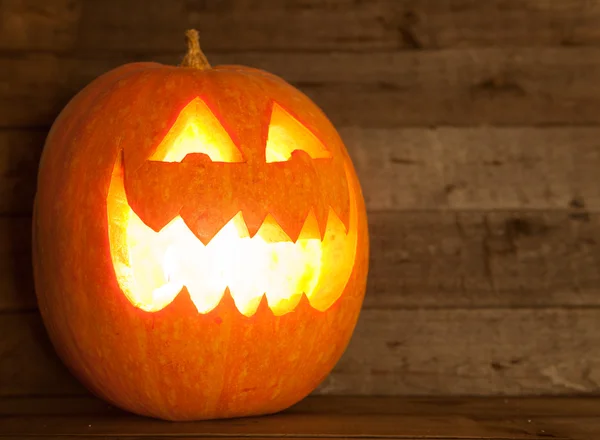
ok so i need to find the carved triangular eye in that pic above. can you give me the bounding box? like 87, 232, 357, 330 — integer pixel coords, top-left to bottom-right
150, 97, 243, 163
265, 103, 331, 163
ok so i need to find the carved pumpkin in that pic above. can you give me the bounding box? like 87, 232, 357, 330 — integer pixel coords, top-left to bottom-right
33, 31, 368, 421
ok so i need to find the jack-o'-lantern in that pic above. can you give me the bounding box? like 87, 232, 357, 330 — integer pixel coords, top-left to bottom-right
33, 31, 368, 421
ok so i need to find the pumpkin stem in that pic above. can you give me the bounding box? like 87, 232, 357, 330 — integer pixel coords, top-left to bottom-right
181, 29, 211, 70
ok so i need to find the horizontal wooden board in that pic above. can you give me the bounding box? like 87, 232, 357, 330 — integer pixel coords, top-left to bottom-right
346, 127, 600, 211
3, 396, 599, 440
2, 210, 600, 312
368, 210, 600, 309
3, 0, 600, 53
2, 308, 600, 398
0, 434, 580, 440
5, 48, 600, 128
4, 395, 600, 418
4, 127, 600, 215
0, 413, 563, 440
0, 434, 564, 440
321, 308, 600, 396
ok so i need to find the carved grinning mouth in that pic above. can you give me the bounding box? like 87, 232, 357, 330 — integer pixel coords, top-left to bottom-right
107, 155, 358, 317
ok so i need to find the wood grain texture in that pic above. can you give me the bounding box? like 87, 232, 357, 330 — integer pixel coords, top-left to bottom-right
4, 395, 600, 418
5, 48, 600, 128
2, 210, 599, 312
3, 0, 600, 53
0, 413, 561, 440
4, 127, 600, 214
368, 210, 600, 309
0, 435, 578, 440
319, 308, 600, 396
346, 127, 600, 211
2, 308, 600, 398
3, 396, 600, 439
0, 434, 560, 440
0, 130, 44, 215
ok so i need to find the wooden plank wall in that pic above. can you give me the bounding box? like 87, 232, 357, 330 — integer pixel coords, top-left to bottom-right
1, 0, 600, 397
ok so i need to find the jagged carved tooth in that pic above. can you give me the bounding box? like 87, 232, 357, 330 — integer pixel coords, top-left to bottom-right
297, 209, 323, 241
327, 206, 349, 235
124, 161, 184, 233
253, 294, 272, 317
295, 292, 314, 313
332, 204, 350, 235
180, 205, 239, 246
186, 282, 227, 314
215, 288, 239, 314
227, 285, 265, 317
148, 281, 184, 312
313, 204, 329, 240
327, 181, 351, 234
242, 210, 268, 239
270, 209, 310, 244
341, 208, 351, 234
256, 213, 294, 243
266, 291, 303, 316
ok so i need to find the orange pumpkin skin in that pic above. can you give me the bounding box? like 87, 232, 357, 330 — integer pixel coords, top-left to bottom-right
33, 59, 368, 420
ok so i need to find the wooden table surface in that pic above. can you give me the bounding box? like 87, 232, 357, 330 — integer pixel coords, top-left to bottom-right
1, 396, 599, 439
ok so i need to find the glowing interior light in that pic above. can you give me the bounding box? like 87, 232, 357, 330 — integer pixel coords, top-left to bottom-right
265, 103, 331, 163
149, 97, 243, 163
107, 154, 357, 316
106, 98, 357, 316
